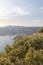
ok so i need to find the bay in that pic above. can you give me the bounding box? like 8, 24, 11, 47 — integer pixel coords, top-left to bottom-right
0, 35, 16, 52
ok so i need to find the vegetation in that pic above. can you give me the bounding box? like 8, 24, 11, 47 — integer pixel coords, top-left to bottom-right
0, 29, 43, 65
38, 29, 43, 33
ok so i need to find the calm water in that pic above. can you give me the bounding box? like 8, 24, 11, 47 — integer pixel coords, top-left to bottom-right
0, 36, 16, 52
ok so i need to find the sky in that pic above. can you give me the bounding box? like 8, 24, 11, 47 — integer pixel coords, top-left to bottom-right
0, 0, 43, 27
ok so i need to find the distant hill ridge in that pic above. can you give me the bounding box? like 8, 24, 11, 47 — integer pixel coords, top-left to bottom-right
0, 26, 43, 36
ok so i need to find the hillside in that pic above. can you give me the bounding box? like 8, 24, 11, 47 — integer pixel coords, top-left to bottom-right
0, 29, 43, 65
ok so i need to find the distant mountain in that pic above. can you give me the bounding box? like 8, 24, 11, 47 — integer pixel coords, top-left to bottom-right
0, 26, 43, 36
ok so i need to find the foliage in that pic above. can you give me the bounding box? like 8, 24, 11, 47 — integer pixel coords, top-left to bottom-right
0, 30, 43, 65
38, 29, 43, 33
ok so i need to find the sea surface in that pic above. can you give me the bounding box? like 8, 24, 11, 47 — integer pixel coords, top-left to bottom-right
0, 35, 16, 52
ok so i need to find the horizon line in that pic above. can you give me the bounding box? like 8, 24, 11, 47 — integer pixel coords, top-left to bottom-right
0, 25, 43, 27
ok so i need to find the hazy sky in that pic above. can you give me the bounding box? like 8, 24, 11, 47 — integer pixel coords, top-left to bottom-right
0, 0, 43, 27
